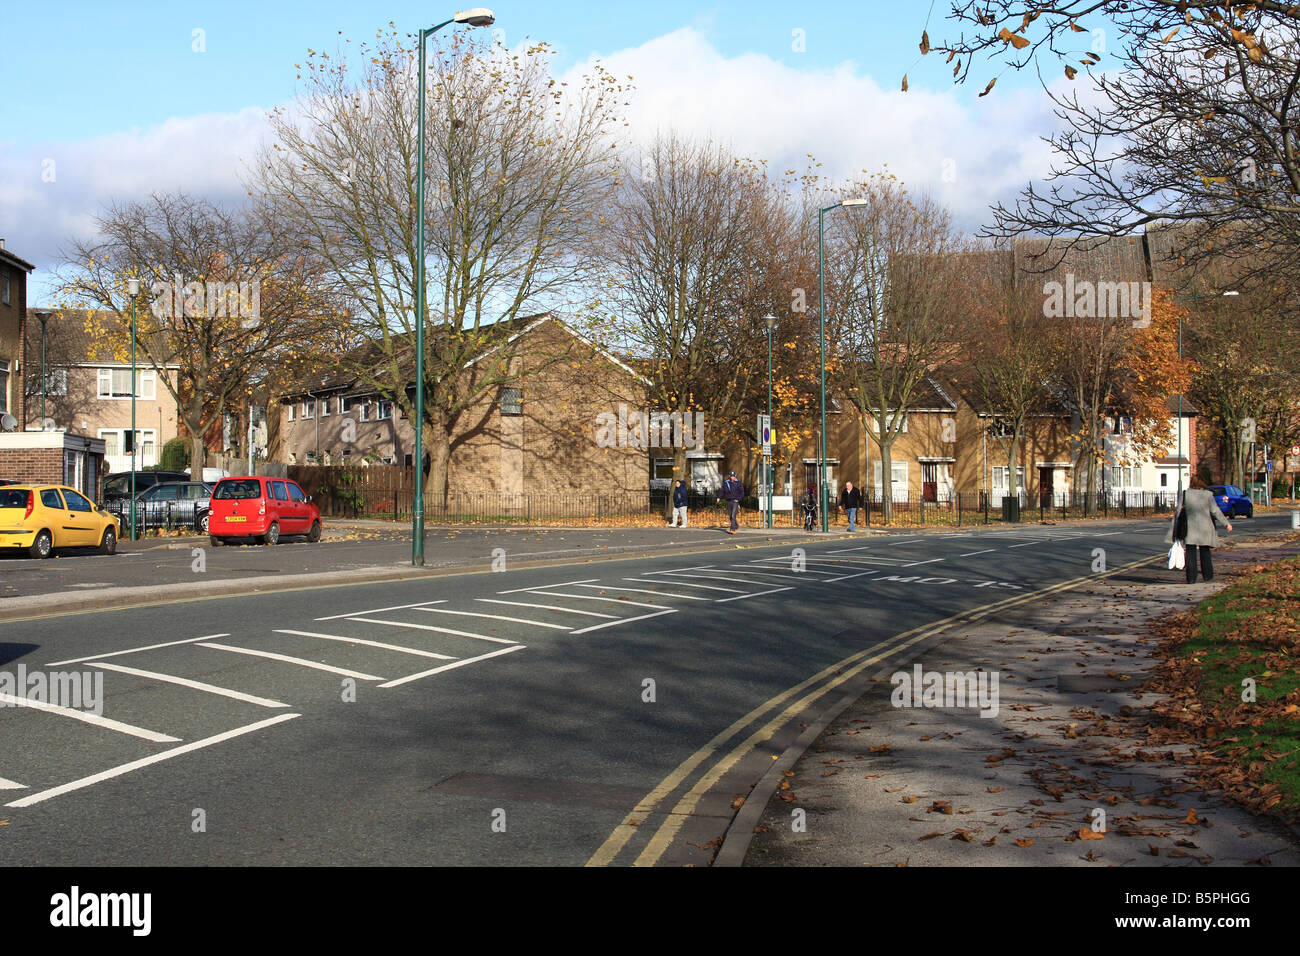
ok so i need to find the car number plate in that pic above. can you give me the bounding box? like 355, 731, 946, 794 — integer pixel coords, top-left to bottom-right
227, 516, 246, 522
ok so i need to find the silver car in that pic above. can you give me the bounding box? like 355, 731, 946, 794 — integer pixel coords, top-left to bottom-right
131, 481, 215, 532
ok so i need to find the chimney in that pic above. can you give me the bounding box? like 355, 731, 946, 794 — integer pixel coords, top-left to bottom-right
0, 239, 6, 250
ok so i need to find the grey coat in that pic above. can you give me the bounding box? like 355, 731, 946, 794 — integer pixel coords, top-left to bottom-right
1165, 488, 1230, 547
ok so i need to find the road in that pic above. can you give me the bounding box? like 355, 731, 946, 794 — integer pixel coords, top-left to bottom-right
0, 515, 1289, 865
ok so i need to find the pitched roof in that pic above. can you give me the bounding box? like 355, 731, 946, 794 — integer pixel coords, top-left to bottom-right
23, 307, 181, 366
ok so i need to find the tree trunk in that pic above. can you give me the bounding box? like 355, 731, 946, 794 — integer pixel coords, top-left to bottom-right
879, 439, 894, 525
423, 418, 451, 512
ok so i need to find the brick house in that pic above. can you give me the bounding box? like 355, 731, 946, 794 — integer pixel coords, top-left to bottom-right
0, 239, 34, 428
22, 308, 183, 472
276, 314, 649, 496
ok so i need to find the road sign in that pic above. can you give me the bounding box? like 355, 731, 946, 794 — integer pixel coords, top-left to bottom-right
758, 414, 771, 456
1291, 444, 1300, 458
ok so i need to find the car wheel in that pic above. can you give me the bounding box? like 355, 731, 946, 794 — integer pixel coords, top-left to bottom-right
200, 512, 209, 534
99, 526, 117, 556
209, 534, 224, 547
264, 522, 279, 546
307, 520, 321, 543
29, 529, 53, 560
1247, 505, 1254, 518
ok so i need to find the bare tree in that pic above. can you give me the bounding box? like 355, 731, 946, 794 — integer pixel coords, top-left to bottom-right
822, 173, 962, 523
57, 193, 332, 470
255, 30, 625, 505
600, 135, 797, 494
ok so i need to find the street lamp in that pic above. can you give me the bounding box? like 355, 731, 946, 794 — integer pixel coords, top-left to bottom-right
764, 312, 776, 529
127, 278, 140, 540
1174, 289, 1238, 500
817, 198, 866, 531
412, 7, 496, 567
34, 310, 51, 427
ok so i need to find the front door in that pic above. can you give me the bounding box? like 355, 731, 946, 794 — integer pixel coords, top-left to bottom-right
1039, 467, 1054, 507
922, 463, 938, 502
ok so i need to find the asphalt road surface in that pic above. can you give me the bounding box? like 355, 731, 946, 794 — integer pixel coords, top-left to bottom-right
0, 514, 1290, 865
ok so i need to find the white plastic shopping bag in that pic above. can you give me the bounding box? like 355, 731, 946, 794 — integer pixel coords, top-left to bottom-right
1168, 540, 1185, 571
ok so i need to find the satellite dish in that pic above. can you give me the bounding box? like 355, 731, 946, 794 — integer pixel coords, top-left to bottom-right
41, 418, 56, 431
0, 413, 16, 432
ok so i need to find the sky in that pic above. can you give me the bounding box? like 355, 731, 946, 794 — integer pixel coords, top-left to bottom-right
0, 0, 1107, 305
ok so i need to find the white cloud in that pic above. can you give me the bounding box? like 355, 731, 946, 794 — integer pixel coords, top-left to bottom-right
4, 26, 1072, 303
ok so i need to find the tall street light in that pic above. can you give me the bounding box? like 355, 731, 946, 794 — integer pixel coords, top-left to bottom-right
127, 278, 140, 540
765, 312, 776, 529
34, 310, 51, 426
1174, 289, 1238, 499
817, 198, 866, 531
412, 7, 496, 567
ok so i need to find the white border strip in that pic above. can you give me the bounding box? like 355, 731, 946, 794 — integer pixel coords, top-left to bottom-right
315, 601, 446, 621
474, 598, 616, 620
48, 634, 230, 667
379, 645, 526, 688
87, 661, 289, 708
274, 630, 456, 660
344, 617, 518, 645
0, 692, 179, 743
570, 610, 678, 635
197, 643, 383, 680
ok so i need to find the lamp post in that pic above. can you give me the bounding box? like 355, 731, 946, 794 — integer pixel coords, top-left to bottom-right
127, 278, 139, 540
1174, 289, 1238, 499
412, 7, 496, 567
764, 312, 776, 529
817, 199, 866, 531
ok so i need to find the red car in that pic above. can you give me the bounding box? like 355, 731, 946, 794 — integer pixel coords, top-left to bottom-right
208, 476, 322, 546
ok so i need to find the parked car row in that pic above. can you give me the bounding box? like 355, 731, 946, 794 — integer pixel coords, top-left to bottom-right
0, 474, 323, 558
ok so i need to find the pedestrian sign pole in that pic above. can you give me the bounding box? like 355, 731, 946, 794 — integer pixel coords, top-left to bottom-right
758, 414, 772, 529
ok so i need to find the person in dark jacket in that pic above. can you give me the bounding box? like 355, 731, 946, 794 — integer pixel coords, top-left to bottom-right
840, 481, 863, 532
1165, 474, 1232, 583
669, 479, 689, 528
720, 470, 744, 534
800, 483, 818, 531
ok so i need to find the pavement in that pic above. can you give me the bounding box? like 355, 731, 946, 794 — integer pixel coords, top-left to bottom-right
743, 534, 1300, 867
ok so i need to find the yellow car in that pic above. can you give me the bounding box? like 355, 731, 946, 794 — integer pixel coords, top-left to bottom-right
0, 484, 121, 558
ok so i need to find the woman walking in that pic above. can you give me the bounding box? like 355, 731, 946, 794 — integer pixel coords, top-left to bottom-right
1166, 475, 1232, 584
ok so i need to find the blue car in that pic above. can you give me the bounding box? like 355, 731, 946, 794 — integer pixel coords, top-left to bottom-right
1209, 484, 1253, 518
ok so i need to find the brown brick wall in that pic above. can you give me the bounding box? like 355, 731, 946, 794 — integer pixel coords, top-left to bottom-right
0, 447, 63, 485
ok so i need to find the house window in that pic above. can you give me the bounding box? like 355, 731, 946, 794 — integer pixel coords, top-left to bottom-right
992, 465, 1025, 492
0, 359, 8, 414
500, 387, 522, 416
989, 419, 1015, 438
870, 413, 908, 434
27, 368, 67, 397
1160, 472, 1168, 487
288, 403, 295, 421
1, 275, 8, 305
377, 399, 392, 420
301, 399, 314, 420
1109, 465, 1139, 488
338, 396, 351, 414
305, 450, 318, 464
321, 396, 331, 417
359, 401, 370, 422
97, 368, 154, 399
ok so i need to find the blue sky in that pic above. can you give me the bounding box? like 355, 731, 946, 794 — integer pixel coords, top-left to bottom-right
1, 1, 1104, 303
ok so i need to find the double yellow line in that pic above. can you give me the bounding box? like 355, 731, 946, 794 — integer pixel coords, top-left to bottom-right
586, 554, 1160, 867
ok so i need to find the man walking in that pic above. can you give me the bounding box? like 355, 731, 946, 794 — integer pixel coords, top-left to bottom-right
720, 470, 744, 535
840, 480, 862, 532
669, 478, 689, 528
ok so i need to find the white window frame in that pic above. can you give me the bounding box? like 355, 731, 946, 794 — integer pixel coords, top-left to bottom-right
300, 399, 314, 420
377, 399, 392, 420
873, 460, 909, 501
287, 403, 295, 421
870, 413, 908, 434
338, 395, 351, 415
321, 395, 331, 417
359, 400, 371, 422
97, 367, 155, 400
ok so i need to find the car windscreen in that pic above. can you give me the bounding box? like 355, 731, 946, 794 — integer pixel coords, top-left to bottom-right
213, 479, 262, 500
0, 489, 30, 509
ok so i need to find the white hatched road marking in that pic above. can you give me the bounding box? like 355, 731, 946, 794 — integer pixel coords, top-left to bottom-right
379, 645, 526, 688
474, 598, 617, 620
574, 584, 710, 602
414, 607, 571, 630
274, 629, 457, 660
87, 661, 290, 708
0, 692, 180, 743
0, 776, 26, 790
315, 601, 446, 621
197, 643, 384, 680
523, 590, 672, 610
496, 578, 600, 595
621, 578, 748, 594
1008, 539, 1048, 548
903, 558, 944, 567
960, 548, 997, 558
5, 714, 301, 809
570, 609, 678, 635
746, 561, 841, 576
48, 634, 230, 668
824, 569, 883, 583
343, 617, 518, 645
714, 586, 794, 603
